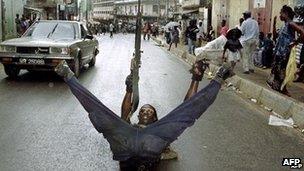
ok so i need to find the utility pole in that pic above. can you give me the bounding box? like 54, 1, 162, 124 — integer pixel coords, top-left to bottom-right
1, 0, 5, 41
157, 0, 160, 23
165, 0, 169, 21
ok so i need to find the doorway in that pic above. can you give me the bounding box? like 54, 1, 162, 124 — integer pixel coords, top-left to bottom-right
249, 0, 273, 34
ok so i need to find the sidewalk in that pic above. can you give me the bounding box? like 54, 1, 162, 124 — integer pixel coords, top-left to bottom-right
151, 35, 304, 129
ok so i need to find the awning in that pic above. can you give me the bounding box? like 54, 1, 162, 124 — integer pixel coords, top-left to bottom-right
182, 9, 199, 14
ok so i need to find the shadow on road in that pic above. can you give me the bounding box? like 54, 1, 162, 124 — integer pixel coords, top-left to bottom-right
0, 65, 98, 83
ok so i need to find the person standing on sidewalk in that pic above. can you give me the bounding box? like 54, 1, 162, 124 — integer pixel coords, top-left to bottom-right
186, 20, 199, 55
220, 20, 229, 37
15, 14, 22, 37
240, 11, 259, 74
267, 5, 304, 95
197, 21, 204, 47
293, 3, 304, 82
109, 23, 114, 38
168, 26, 179, 51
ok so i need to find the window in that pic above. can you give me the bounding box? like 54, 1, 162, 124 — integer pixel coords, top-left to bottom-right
153, 5, 158, 13
25, 22, 76, 40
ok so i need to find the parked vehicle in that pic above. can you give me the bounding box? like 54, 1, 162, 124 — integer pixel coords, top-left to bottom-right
0, 20, 99, 78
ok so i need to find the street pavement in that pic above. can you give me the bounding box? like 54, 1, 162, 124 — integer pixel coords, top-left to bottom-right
0, 34, 303, 171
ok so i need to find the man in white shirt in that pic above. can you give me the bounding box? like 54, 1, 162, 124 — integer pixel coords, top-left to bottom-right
197, 21, 204, 47
240, 11, 259, 74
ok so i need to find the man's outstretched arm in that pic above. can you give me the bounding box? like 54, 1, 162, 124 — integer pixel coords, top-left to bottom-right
121, 74, 133, 123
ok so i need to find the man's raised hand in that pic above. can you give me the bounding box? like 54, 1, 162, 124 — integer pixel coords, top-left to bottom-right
125, 74, 133, 93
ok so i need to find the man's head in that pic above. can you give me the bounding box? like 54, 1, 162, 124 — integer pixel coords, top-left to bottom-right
199, 21, 203, 27
267, 33, 272, 39
243, 11, 251, 20
189, 19, 197, 27
259, 32, 265, 40
138, 104, 158, 125
221, 20, 226, 27
16, 14, 19, 18
280, 5, 294, 21
239, 18, 244, 26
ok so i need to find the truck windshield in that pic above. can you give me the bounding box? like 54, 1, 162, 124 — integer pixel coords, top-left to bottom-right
24, 22, 76, 40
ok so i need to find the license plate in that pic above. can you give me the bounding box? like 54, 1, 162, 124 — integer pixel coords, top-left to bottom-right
19, 58, 45, 65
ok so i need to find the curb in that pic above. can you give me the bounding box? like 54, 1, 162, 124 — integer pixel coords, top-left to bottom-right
151, 36, 304, 129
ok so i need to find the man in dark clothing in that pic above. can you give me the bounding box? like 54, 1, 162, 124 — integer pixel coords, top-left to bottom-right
54, 60, 233, 171
15, 14, 22, 37
261, 33, 274, 68
186, 20, 199, 55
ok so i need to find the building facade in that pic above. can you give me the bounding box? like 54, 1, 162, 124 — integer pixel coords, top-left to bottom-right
1, 0, 25, 41
92, 0, 115, 21
24, 0, 64, 20
181, 0, 212, 33
23, 0, 81, 21
115, 0, 177, 23
212, 0, 301, 36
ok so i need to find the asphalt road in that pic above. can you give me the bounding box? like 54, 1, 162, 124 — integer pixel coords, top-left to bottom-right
0, 34, 303, 171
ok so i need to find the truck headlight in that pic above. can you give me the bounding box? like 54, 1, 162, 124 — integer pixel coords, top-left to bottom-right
50, 47, 70, 55
0, 45, 16, 52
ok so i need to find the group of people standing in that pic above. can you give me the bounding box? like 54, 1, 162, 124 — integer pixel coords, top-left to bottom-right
15, 14, 35, 37
266, 4, 304, 95
194, 4, 304, 97
225, 5, 304, 96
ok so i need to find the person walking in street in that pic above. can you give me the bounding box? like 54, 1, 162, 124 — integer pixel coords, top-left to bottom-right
267, 5, 304, 96
143, 22, 151, 41
168, 26, 179, 51
240, 11, 260, 74
186, 20, 199, 55
109, 23, 114, 38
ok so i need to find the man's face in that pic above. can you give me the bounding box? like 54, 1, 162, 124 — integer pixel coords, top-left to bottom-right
280, 10, 287, 21
138, 105, 157, 125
